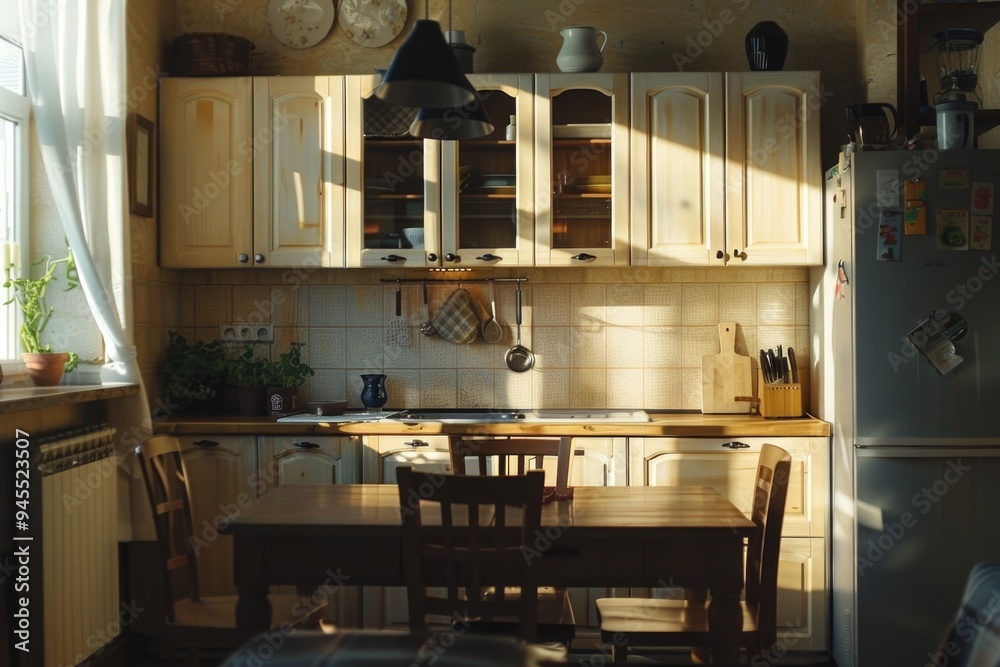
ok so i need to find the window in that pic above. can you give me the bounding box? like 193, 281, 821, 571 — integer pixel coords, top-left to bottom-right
0, 35, 28, 361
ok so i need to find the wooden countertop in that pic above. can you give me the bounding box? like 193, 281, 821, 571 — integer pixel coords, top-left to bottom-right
0, 383, 140, 415
155, 411, 831, 438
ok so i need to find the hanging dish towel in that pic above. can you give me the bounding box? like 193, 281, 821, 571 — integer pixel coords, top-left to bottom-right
432, 288, 482, 344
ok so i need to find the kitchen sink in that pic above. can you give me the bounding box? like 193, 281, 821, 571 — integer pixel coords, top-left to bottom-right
391, 408, 650, 424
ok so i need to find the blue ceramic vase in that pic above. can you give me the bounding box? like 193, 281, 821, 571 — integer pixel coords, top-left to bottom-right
360, 374, 388, 411
745, 21, 788, 71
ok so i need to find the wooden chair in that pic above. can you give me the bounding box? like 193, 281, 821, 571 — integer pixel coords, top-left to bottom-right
595, 443, 792, 664
396, 466, 546, 642
932, 561, 1000, 666
449, 436, 576, 645
136, 434, 326, 666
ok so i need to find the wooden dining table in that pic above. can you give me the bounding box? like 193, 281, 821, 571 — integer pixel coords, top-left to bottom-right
221, 484, 756, 663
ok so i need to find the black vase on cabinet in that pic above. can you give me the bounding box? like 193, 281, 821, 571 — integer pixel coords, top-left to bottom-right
745, 21, 788, 71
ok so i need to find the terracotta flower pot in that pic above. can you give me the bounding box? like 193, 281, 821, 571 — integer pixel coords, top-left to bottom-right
23, 352, 70, 387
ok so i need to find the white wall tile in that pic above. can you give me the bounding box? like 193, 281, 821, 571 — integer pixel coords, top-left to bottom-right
643, 368, 683, 410
644, 326, 683, 368
532, 368, 570, 409
345, 327, 383, 369
567, 369, 607, 408
309, 285, 346, 326
607, 326, 644, 368
309, 328, 346, 369
457, 370, 496, 408
420, 369, 458, 408
496, 369, 533, 407
570, 326, 607, 369
607, 283, 644, 326
533, 284, 571, 326
757, 283, 796, 326
719, 282, 757, 326
530, 327, 570, 369
607, 368, 644, 408
643, 284, 683, 326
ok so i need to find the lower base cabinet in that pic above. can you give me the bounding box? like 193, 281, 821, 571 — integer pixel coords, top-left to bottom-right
629, 436, 829, 651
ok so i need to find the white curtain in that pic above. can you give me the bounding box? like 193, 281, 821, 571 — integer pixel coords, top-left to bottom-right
19, 0, 151, 540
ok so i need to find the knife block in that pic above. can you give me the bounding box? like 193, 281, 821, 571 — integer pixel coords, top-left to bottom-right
757, 369, 804, 418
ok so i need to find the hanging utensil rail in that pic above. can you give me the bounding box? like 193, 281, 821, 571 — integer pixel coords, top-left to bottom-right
378, 277, 528, 284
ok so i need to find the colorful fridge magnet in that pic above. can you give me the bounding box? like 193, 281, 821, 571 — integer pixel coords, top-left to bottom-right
939, 169, 971, 190
835, 259, 849, 300
936, 209, 970, 250
971, 182, 995, 215
970, 216, 992, 250
877, 209, 902, 261
904, 178, 927, 234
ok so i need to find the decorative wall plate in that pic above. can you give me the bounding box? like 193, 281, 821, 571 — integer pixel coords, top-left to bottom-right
338, 0, 408, 48
267, 0, 336, 49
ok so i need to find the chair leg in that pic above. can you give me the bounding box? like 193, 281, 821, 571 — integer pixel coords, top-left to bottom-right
611, 642, 629, 664
690, 646, 711, 663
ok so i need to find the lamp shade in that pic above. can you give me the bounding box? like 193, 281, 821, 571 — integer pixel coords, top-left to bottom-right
373, 20, 477, 108
410, 91, 495, 140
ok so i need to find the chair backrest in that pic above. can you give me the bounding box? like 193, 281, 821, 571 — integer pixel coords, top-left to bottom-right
135, 434, 201, 621
449, 436, 571, 488
935, 561, 1000, 666
397, 466, 545, 641
744, 443, 792, 643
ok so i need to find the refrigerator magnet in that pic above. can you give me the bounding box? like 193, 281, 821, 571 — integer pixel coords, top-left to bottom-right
877, 209, 902, 261
936, 209, 970, 250
904, 179, 927, 234
970, 216, 992, 250
876, 169, 900, 207
939, 169, 971, 190
971, 182, 995, 215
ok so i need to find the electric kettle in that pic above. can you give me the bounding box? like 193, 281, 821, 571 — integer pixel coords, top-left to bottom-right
846, 103, 900, 150
936, 95, 976, 149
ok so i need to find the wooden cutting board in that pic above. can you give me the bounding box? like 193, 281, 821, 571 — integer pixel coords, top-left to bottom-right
701, 322, 753, 414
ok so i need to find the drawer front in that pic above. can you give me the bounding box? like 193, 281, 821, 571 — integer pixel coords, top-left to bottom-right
258, 435, 360, 492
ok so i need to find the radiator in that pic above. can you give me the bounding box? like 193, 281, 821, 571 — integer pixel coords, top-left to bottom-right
37, 425, 118, 667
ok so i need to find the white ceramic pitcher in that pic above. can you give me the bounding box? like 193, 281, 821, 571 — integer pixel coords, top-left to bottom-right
556, 26, 607, 73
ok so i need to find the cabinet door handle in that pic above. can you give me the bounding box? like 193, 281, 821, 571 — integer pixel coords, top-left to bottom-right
293, 441, 320, 449
193, 439, 220, 448
380, 254, 405, 262
403, 439, 429, 448
716, 250, 725, 260
571, 253, 596, 261
254, 254, 265, 263
238, 254, 250, 263
445, 253, 458, 262
476, 253, 502, 262
427, 253, 438, 262
721, 441, 751, 449
733, 249, 747, 260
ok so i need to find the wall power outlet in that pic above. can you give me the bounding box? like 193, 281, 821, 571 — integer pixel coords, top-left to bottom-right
220, 323, 273, 343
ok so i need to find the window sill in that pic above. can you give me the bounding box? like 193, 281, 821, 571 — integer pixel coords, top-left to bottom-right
0, 382, 140, 416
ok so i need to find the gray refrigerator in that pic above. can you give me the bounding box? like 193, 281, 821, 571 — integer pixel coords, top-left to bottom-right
817, 150, 1000, 667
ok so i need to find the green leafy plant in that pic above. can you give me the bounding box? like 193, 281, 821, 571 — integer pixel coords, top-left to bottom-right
163, 330, 227, 404
3, 251, 80, 370
228, 345, 278, 387
269, 341, 314, 389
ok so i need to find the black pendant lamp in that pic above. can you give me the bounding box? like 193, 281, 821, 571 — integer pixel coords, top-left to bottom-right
373, 3, 476, 109
409, 88, 494, 140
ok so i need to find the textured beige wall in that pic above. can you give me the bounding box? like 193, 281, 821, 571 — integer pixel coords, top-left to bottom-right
176, 0, 860, 162
128, 0, 180, 401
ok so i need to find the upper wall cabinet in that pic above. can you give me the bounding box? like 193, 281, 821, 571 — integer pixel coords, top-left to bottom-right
725, 72, 822, 266
160, 77, 345, 269
160, 77, 254, 268
253, 77, 345, 268
534, 73, 630, 266
631, 71, 822, 267
630, 73, 725, 266
345, 75, 441, 268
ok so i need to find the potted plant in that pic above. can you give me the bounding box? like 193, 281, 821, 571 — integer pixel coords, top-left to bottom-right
3, 251, 80, 386
163, 330, 227, 413
227, 345, 276, 416
265, 341, 314, 416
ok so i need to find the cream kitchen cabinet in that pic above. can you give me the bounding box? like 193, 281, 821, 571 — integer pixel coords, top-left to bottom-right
629, 436, 828, 651
724, 72, 823, 266
346, 74, 535, 268
257, 435, 362, 627
160, 76, 345, 268
630, 72, 822, 266
177, 434, 258, 596
534, 73, 630, 266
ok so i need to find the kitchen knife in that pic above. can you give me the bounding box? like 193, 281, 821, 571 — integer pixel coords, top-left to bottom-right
788, 347, 799, 383
766, 349, 777, 383
759, 349, 772, 383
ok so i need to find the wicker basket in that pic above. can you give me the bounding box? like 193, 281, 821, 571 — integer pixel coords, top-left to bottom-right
173, 32, 254, 76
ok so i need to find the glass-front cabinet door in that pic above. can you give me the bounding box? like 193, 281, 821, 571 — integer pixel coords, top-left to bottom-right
440, 74, 534, 267
345, 75, 441, 268
534, 73, 629, 266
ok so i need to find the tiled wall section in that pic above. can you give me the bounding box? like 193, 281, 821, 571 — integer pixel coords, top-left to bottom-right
158, 266, 810, 412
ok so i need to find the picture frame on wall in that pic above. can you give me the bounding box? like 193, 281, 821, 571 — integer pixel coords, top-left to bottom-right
128, 113, 154, 217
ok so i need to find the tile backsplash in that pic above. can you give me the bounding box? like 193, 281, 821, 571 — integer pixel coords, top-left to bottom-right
153, 266, 810, 412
